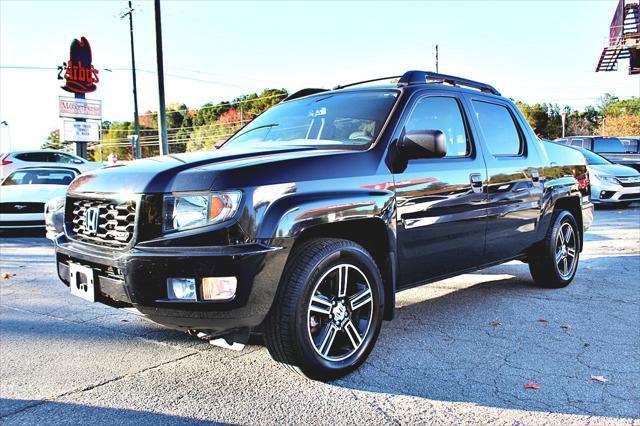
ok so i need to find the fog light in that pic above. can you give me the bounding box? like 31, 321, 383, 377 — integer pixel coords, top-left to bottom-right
167, 278, 196, 300
202, 277, 237, 301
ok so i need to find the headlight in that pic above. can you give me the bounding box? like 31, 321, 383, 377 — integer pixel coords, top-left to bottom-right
45, 196, 65, 213
163, 191, 241, 232
592, 173, 619, 185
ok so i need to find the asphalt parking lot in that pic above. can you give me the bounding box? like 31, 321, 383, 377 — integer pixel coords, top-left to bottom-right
1, 205, 638, 425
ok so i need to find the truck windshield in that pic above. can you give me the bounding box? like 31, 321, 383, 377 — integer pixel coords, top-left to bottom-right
223, 90, 399, 150
593, 137, 625, 153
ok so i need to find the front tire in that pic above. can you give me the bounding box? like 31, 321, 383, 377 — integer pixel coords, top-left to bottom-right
264, 238, 384, 381
529, 210, 580, 288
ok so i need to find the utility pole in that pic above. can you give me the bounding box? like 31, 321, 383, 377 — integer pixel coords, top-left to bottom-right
435, 44, 439, 73
154, 0, 169, 156
121, 1, 141, 159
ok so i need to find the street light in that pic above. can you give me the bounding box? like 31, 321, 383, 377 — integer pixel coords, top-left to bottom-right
0, 121, 11, 152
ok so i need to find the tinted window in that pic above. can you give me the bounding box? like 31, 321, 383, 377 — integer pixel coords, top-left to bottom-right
593, 137, 625, 153
472, 101, 522, 156
15, 152, 54, 162
405, 96, 469, 157
571, 139, 584, 148
2, 169, 77, 186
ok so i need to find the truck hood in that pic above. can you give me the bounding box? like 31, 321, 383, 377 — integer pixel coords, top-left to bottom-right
589, 164, 640, 177
0, 184, 68, 203
67, 145, 343, 194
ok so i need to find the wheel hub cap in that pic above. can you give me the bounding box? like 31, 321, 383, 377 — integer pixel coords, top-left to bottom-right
307, 263, 374, 362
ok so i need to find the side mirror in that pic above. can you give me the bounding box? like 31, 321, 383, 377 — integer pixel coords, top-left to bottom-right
397, 129, 447, 159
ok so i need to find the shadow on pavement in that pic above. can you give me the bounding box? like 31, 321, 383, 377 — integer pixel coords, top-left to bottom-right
0, 398, 223, 425
333, 254, 640, 419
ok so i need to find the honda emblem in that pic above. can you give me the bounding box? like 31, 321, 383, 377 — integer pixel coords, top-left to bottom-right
84, 207, 100, 234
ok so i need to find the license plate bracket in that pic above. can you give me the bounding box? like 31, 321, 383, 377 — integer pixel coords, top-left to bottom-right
69, 263, 96, 302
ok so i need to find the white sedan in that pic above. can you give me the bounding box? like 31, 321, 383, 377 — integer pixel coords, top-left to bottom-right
571, 146, 640, 206
0, 167, 78, 229
0, 150, 102, 178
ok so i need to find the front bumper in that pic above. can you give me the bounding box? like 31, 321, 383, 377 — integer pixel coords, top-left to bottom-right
55, 234, 291, 335
591, 182, 640, 204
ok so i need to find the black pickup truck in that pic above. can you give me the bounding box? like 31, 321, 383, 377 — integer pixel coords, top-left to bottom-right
54, 71, 593, 380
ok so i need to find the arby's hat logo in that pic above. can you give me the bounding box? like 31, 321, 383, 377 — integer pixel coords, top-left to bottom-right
57, 36, 99, 94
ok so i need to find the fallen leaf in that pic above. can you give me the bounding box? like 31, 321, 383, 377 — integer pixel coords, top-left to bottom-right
537, 319, 549, 324
524, 381, 541, 390
584, 342, 590, 347
591, 375, 608, 383
120, 319, 129, 322
489, 320, 502, 328
560, 324, 572, 330
1, 272, 10, 280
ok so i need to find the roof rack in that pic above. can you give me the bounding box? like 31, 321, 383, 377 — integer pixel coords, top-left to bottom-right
333, 76, 401, 90
284, 71, 500, 102
397, 70, 501, 96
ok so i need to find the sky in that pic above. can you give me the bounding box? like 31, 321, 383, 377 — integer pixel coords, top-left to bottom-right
0, 0, 638, 152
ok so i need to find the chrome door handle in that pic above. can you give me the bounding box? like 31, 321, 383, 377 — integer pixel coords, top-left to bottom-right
470, 173, 483, 193
531, 169, 540, 182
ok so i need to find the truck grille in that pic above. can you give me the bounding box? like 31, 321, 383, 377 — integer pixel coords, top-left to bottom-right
69, 197, 137, 248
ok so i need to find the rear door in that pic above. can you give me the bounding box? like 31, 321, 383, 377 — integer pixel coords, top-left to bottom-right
467, 96, 544, 262
393, 91, 488, 287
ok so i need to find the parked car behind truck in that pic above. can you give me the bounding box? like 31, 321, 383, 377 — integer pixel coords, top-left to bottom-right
54, 71, 593, 380
558, 144, 640, 206
0, 150, 102, 178
554, 136, 640, 172
0, 166, 79, 230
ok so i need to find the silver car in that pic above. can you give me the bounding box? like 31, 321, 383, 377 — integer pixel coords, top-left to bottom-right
572, 147, 640, 206
0, 150, 102, 178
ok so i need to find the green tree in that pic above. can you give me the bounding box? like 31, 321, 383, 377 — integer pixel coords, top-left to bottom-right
41, 129, 67, 150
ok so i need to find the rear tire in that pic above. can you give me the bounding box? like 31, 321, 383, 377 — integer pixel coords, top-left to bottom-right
264, 238, 384, 381
528, 210, 580, 288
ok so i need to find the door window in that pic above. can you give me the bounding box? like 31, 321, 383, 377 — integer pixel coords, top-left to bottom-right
472, 101, 523, 156
404, 96, 470, 157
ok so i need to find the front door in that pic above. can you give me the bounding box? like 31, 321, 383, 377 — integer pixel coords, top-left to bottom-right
393, 93, 488, 288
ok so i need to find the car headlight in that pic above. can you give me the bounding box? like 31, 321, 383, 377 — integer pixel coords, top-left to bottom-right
45, 196, 65, 213
592, 173, 619, 185
163, 191, 242, 232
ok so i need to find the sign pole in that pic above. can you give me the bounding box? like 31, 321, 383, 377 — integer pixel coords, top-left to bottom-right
74, 92, 88, 159
154, 0, 169, 156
